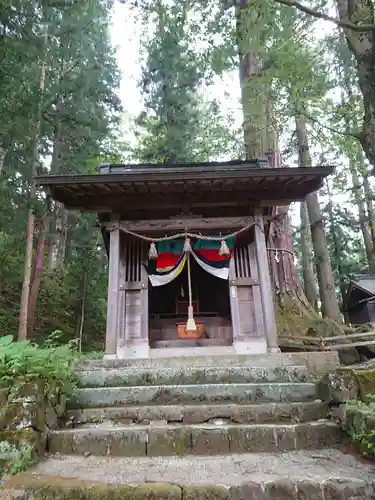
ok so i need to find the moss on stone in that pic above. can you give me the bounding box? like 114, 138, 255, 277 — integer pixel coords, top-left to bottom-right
318, 369, 360, 404
275, 293, 360, 364
182, 485, 230, 500
353, 370, 375, 403
133, 484, 181, 499
5, 474, 183, 500
30, 485, 136, 500
275, 294, 317, 337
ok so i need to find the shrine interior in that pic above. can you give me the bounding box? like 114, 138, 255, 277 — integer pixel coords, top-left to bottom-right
148, 259, 232, 347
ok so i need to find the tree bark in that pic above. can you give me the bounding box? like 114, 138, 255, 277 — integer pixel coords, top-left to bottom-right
295, 115, 341, 322
335, 0, 375, 168
48, 117, 64, 270
78, 270, 88, 352
57, 208, 68, 266
235, 0, 269, 158
300, 201, 318, 310
27, 211, 49, 337
326, 180, 346, 305
0, 146, 7, 175
363, 171, 375, 252
18, 23, 48, 341
236, 0, 305, 300
350, 156, 375, 271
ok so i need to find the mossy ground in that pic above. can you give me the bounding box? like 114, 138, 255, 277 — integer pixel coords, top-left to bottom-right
275, 293, 362, 364
275, 293, 340, 338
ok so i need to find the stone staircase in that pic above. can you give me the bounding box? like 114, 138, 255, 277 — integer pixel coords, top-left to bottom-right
4, 352, 375, 499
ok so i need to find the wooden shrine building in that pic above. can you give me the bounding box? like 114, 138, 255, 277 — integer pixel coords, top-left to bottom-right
37, 160, 333, 359
344, 274, 375, 325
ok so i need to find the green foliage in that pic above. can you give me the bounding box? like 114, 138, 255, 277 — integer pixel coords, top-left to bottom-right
346, 394, 375, 459
134, 0, 239, 163
0, 0, 119, 349
0, 441, 35, 476
0, 335, 79, 398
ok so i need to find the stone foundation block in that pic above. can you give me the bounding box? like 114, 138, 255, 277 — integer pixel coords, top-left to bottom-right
147, 427, 190, 456
323, 478, 375, 500
191, 428, 229, 455
227, 426, 277, 453
133, 484, 181, 499
274, 425, 296, 452
295, 422, 340, 450
110, 429, 147, 457
229, 483, 264, 500
182, 485, 230, 500
318, 370, 359, 404
265, 479, 298, 499
297, 480, 323, 500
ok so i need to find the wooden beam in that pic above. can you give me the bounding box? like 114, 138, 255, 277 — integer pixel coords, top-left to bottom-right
55, 188, 310, 212
109, 216, 257, 233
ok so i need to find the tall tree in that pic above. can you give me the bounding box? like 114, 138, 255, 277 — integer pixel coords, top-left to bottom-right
295, 115, 341, 321
270, 0, 375, 170
219, 0, 345, 332
300, 201, 318, 310
18, 15, 49, 341
1, 0, 121, 343
325, 30, 375, 272
134, 0, 238, 163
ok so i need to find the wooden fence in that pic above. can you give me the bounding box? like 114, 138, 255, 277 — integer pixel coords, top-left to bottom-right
278, 331, 375, 352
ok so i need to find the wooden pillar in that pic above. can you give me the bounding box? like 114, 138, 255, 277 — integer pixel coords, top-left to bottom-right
254, 212, 279, 352
104, 220, 120, 358
117, 238, 150, 359
229, 258, 241, 341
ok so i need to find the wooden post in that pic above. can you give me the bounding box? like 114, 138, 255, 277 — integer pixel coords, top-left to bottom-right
117, 238, 150, 358
254, 212, 279, 352
105, 219, 120, 358
229, 258, 241, 341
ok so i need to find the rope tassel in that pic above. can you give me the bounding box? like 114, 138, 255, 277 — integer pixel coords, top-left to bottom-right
148, 242, 158, 260
186, 305, 197, 332
219, 239, 230, 256
183, 237, 192, 253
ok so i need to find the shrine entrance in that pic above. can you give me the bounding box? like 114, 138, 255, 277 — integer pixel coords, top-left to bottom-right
149, 257, 232, 348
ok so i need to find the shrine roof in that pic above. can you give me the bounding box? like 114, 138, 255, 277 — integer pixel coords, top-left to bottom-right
343, 274, 375, 310
36, 160, 334, 215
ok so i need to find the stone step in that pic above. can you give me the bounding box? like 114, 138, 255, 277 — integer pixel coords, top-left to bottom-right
5, 450, 375, 499
67, 401, 328, 426
69, 382, 318, 409
150, 346, 234, 357
152, 339, 231, 348
74, 351, 339, 379
47, 421, 340, 457
76, 365, 309, 388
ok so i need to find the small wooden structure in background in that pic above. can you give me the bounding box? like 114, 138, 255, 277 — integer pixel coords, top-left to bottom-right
344, 274, 375, 325
37, 160, 332, 359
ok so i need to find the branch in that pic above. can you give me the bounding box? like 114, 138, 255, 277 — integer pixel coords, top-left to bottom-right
301, 110, 361, 138
273, 0, 375, 32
